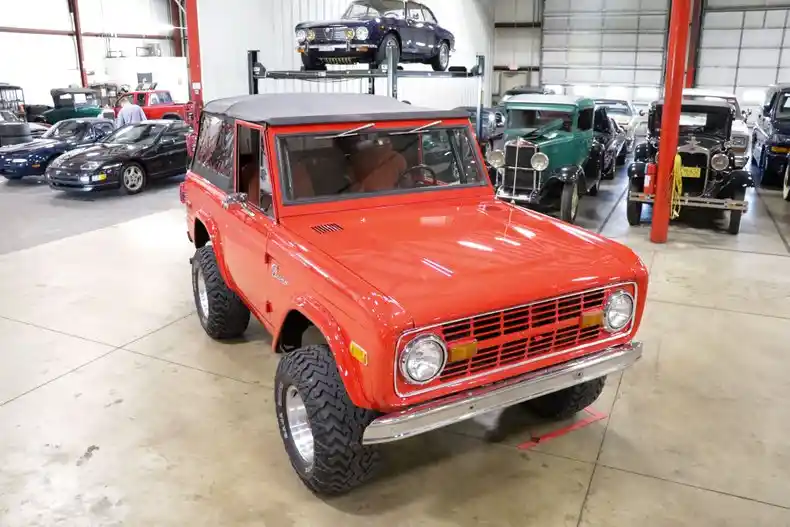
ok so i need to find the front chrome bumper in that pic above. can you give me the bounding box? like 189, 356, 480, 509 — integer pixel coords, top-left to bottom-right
362, 342, 643, 445
629, 191, 749, 211
733, 152, 749, 168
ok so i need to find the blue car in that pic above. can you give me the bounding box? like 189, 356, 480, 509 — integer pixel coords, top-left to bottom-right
0, 118, 114, 180
295, 0, 454, 71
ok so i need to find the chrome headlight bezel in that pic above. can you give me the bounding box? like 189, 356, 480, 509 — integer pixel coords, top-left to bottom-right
710, 152, 729, 171
399, 334, 447, 385
355, 27, 369, 40
296, 29, 307, 43
603, 290, 635, 333
80, 161, 101, 171
531, 152, 549, 171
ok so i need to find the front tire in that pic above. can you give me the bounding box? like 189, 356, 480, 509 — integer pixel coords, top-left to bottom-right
783, 163, 790, 202
430, 41, 450, 71
626, 179, 644, 226
375, 33, 401, 69
559, 180, 579, 223
616, 148, 627, 166
526, 377, 606, 420
275, 344, 380, 495
727, 187, 746, 235
191, 245, 250, 339
120, 162, 146, 194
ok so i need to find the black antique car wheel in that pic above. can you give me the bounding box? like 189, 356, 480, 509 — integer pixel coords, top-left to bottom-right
727, 188, 746, 235
560, 180, 579, 223
626, 180, 643, 226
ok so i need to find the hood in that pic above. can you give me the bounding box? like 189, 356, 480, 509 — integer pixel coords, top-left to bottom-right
296, 19, 367, 29
283, 198, 640, 327
0, 138, 65, 156
52, 142, 143, 169
678, 134, 725, 151
731, 119, 748, 136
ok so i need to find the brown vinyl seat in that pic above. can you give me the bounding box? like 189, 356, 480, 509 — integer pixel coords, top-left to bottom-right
350, 146, 407, 193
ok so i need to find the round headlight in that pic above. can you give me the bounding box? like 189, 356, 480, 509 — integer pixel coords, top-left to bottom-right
399, 334, 447, 384
531, 152, 549, 171
345, 28, 355, 40
296, 29, 307, 43
486, 149, 505, 168
604, 290, 634, 332
355, 27, 369, 40
307, 29, 316, 41
710, 152, 729, 171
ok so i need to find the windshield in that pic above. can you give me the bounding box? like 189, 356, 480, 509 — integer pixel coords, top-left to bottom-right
279, 125, 485, 203
653, 106, 729, 137
685, 95, 741, 116
597, 102, 632, 116
103, 123, 165, 145
43, 120, 88, 139
342, 0, 404, 19
0, 88, 24, 112
507, 108, 573, 133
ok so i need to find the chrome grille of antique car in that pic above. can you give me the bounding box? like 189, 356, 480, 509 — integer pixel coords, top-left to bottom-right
315, 27, 349, 43
502, 139, 539, 191
676, 136, 710, 196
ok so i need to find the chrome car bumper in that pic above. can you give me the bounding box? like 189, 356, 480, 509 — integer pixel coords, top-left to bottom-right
362, 342, 643, 445
733, 152, 748, 168
300, 43, 377, 51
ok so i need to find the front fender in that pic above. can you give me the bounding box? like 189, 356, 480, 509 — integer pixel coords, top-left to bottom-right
193, 209, 235, 290
633, 142, 651, 162
546, 164, 583, 184
276, 297, 370, 409
628, 162, 647, 180
721, 169, 756, 196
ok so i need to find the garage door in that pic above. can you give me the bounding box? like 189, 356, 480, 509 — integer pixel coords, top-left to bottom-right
697, 1, 790, 111
540, 0, 669, 105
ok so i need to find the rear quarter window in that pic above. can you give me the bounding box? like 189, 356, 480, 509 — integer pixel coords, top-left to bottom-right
192, 113, 234, 192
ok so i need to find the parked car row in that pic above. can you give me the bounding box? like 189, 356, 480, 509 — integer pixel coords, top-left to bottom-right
0, 118, 191, 194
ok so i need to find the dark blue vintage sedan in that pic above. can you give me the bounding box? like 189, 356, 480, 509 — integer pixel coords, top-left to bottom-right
295, 0, 454, 71
0, 118, 114, 180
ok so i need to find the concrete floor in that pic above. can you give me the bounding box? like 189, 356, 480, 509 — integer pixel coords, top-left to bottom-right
1, 167, 790, 526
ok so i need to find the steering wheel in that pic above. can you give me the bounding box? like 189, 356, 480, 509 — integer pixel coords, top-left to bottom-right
397, 164, 438, 188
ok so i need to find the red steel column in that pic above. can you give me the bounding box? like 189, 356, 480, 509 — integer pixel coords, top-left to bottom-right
68, 0, 88, 87
685, 0, 703, 88
185, 0, 203, 112
651, 0, 691, 243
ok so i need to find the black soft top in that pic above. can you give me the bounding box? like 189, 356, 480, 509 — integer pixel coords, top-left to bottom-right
653, 98, 732, 110
51, 87, 99, 96
203, 93, 469, 125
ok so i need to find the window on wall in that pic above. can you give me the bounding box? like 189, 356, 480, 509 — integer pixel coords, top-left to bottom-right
194, 113, 234, 191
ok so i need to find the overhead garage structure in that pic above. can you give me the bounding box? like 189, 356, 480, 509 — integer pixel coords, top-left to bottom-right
696, 0, 790, 110
541, 0, 670, 104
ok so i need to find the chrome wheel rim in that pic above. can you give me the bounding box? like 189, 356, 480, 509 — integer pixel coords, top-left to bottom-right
784, 164, 790, 199
123, 166, 144, 191
196, 268, 209, 319
285, 386, 314, 468
571, 183, 579, 216
439, 44, 449, 68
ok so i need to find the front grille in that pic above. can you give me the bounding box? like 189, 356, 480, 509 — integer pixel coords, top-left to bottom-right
503, 142, 539, 191
315, 27, 349, 43
437, 289, 609, 382
678, 152, 708, 196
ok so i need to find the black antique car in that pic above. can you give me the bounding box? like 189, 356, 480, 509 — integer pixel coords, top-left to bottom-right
47, 120, 191, 194
627, 99, 754, 234
752, 83, 790, 184
295, 0, 454, 71
592, 105, 623, 179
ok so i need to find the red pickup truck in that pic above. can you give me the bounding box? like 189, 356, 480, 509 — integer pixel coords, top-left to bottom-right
114, 90, 187, 120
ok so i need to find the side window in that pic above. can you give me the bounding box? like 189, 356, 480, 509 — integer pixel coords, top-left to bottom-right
577, 108, 593, 131
422, 6, 437, 24
135, 93, 146, 106
157, 92, 173, 104
407, 2, 423, 20
236, 124, 273, 216
194, 114, 234, 191
96, 122, 114, 136
148, 93, 160, 105
593, 108, 609, 132
117, 94, 132, 107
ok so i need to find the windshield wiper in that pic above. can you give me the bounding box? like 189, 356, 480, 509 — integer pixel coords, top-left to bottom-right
317, 123, 375, 140
391, 120, 442, 135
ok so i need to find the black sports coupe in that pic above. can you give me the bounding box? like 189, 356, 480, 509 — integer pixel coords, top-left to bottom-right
295, 0, 454, 71
46, 120, 191, 194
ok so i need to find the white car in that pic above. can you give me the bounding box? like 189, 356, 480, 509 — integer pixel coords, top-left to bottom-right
682, 88, 751, 168
594, 99, 645, 153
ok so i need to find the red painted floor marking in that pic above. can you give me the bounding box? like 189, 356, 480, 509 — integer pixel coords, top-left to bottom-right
517, 408, 607, 450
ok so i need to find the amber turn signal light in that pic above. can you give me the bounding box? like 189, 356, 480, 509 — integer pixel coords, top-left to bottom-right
580, 310, 604, 329
448, 341, 478, 363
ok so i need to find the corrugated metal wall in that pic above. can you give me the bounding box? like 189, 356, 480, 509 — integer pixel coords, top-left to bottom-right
493, 0, 542, 99
196, 0, 494, 109
540, 0, 669, 105
698, 0, 790, 111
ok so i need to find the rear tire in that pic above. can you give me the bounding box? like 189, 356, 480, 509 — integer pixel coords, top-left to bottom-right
559, 180, 579, 223
275, 344, 380, 495
626, 179, 643, 226
727, 187, 746, 235
526, 377, 606, 420
191, 245, 250, 339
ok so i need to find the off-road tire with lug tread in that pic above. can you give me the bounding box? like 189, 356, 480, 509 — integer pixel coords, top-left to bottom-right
727, 187, 746, 235
559, 180, 579, 223
526, 377, 606, 420
275, 344, 380, 495
191, 245, 250, 339
626, 179, 643, 226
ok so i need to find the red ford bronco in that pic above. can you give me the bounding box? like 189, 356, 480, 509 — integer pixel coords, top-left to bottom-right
181, 93, 648, 495
115, 90, 187, 120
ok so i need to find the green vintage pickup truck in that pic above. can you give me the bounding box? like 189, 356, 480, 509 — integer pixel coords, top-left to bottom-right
488, 94, 605, 223
40, 88, 113, 125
